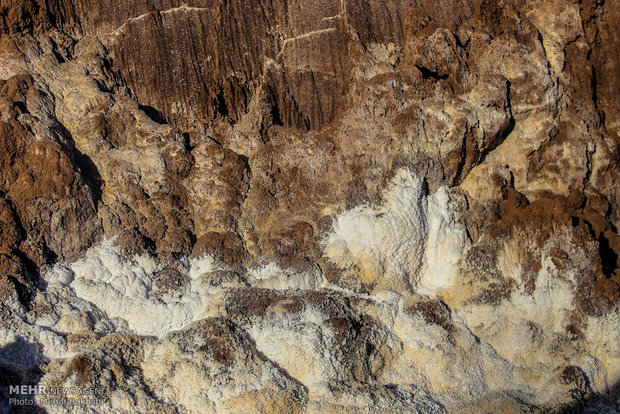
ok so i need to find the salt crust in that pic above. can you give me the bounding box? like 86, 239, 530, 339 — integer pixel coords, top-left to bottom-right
324, 168, 467, 294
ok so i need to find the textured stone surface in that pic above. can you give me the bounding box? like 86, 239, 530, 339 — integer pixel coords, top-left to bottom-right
0, 0, 619, 412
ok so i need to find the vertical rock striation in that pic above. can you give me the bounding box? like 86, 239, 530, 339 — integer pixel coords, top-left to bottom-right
0, 0, 618, 412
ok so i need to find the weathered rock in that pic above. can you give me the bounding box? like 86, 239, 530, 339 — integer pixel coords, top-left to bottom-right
0, 0, 619, 413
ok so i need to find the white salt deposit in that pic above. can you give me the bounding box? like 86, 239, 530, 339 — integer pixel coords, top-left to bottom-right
44, 239, 224, 338
189, 255, 216, 280
419, 186, 468, 294
245, 306, 338, 387
27, 184, 617, 414
324, 168, 467, 294
248, 261, 322, 290
22, 209, 619, 414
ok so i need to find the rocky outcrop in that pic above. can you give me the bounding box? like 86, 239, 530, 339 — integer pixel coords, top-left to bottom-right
0, 0, 619, 413
3, 0, 476, 131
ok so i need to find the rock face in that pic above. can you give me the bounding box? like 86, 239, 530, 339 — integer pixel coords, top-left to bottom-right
0, 0, 619, 413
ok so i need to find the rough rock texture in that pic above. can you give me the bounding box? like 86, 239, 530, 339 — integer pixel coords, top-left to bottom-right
0, 0, 619, 413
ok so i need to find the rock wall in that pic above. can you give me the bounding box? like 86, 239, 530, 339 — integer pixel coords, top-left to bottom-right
0, 0, 619, 412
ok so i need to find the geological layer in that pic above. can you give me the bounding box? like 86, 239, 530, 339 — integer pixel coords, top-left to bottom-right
0, 0, 619, 412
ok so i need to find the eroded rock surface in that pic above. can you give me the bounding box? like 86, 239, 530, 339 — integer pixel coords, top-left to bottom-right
0, 0, 619, 412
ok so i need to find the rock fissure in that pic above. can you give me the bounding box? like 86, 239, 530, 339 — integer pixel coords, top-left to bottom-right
0, 0, 618, 412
